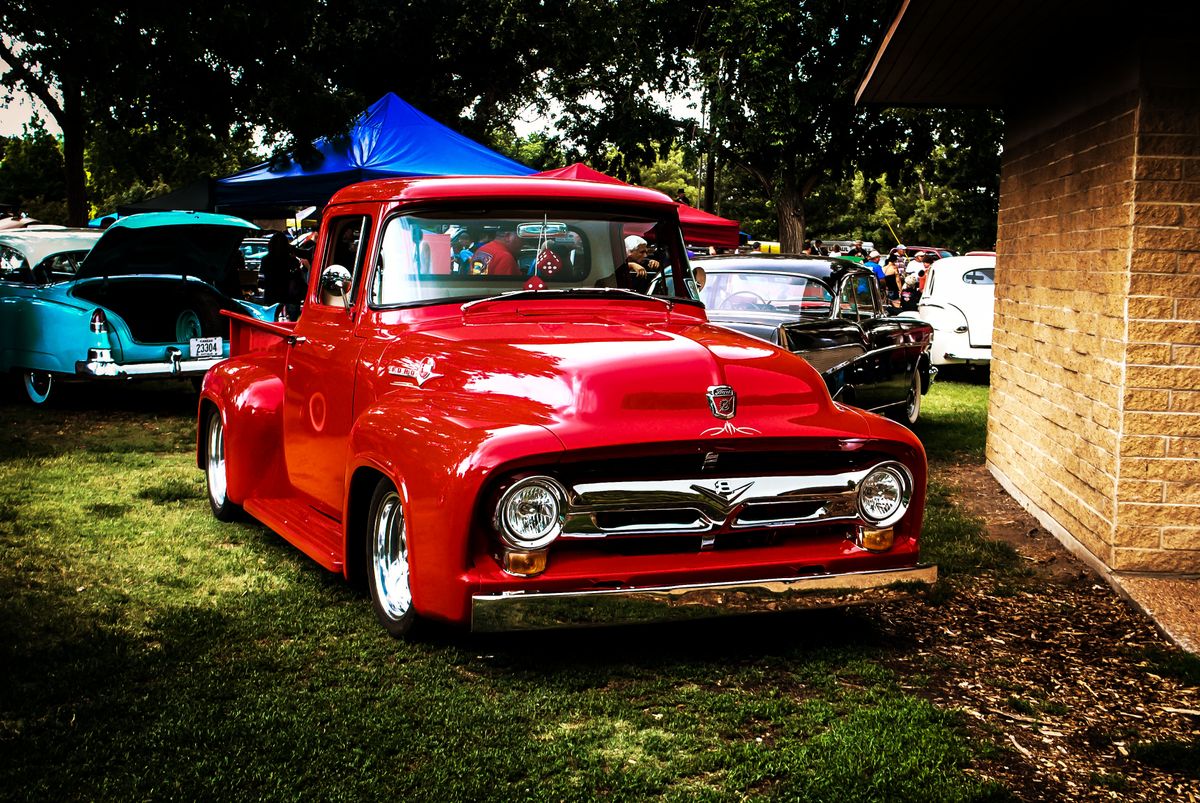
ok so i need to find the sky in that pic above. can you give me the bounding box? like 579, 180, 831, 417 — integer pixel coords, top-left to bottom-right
0, 92, 58, 136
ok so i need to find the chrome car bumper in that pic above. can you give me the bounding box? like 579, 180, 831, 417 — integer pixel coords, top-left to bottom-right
471, 564, 937, 632
76, 348, 224, 378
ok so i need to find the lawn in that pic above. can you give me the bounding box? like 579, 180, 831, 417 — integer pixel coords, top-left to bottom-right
0, 376, 1189, 801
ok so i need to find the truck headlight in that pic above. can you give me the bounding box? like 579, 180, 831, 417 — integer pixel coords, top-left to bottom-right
494, 476, 567, 550
857, 462, 913, 528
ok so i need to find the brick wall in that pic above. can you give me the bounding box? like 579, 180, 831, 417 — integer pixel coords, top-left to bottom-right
1117, 82, 1200, 571
989, 73, 1200, 574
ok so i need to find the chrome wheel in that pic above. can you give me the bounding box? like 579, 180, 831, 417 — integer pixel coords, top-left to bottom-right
23, 371, 53, 404
367, 480, 416, 637
372, 490, 412, 620
204, 409, 241, 521
902, 368, 921, 425
176, 309, 203, 341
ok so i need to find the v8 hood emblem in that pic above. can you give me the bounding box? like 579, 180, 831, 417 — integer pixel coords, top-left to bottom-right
690, 479, 754, 505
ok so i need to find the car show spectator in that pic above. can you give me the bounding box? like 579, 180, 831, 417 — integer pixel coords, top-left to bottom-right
261, 231, 306, 319
617, 234, 657, 293
865, 250, 884, 280
847, 240, 866, 257
881, 254, 902, 307
470, 228, 521, 276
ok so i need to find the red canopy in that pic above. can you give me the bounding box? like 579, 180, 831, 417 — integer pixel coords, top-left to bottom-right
534, 164, 740, 248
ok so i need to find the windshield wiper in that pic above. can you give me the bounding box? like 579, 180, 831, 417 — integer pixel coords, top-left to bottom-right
460, 287, 674, 313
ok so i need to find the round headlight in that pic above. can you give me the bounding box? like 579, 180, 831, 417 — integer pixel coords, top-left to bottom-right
857, 463, 913, 527
494, 476, 567, 550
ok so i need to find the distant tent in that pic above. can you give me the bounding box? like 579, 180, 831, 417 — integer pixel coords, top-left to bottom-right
533, 164, 741, 248
212, 93, 534, 215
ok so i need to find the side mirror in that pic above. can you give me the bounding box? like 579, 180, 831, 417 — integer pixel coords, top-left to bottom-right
320, 264, 353, 309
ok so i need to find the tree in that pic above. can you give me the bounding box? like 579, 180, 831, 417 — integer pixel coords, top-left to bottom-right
693, 0, 905, 251
0, 117, 66, 222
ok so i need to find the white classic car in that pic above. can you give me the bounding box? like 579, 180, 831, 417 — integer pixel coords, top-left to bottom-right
902, 254, 994, 367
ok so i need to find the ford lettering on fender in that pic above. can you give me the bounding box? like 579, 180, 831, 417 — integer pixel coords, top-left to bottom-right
197, 176, 936, 638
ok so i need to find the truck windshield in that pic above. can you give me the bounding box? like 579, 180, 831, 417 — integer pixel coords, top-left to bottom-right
370, 208, 695, 307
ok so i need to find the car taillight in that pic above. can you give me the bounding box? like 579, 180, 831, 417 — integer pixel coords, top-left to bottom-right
90, 309, 108, 334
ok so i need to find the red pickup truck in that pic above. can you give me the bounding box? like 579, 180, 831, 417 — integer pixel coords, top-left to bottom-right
197, 176, 935, 637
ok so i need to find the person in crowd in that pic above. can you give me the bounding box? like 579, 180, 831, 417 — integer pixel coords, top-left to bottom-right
749, 241, 763, 253
470, 227, 522, 276
890, 244, 908, 270
617, 234, 657, 293
847, 239, 866, 257
864, 250, 884, 280
261, 231, 306, 320
692, 265, 706, 292
217, 247, 246, 298
828, 244, 843, 256
812, 239, 827, 256
451, 231, 474, 273
881, 254, 902, 308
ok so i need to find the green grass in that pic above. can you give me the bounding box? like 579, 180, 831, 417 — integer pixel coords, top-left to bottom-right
914, 371, 991, 463
0, 380, 1016, 801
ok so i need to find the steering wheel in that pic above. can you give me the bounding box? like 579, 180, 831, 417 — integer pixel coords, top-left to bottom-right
721, 291, 769, 311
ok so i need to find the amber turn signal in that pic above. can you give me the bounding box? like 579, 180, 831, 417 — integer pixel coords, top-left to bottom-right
502, 549, 549, 576
859, 527, 895, 552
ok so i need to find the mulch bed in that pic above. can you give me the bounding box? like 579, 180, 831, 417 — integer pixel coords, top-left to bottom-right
877, 463, 1200, 801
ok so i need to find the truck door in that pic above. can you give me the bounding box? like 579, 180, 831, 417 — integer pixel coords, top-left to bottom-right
282, 211, 373, 519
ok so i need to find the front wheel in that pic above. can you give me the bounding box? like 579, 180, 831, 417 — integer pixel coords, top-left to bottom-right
889, 366, 922, 427
366, 479, 417, 638
204, 408, 243, 521
22, 370, 54, 405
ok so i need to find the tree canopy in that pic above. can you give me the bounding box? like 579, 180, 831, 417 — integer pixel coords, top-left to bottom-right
0, 0, 1001, 246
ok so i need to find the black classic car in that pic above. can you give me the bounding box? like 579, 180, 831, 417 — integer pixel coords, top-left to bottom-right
666, 255, 936, 425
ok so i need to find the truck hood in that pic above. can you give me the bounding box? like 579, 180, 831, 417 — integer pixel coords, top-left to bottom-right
373, 304, 879, 451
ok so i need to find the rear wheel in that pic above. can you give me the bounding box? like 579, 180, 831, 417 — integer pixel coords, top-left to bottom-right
22, 370, 54, 405
889, 366, 922, 427
366, 478, 417, 638
204, 408, 243, 521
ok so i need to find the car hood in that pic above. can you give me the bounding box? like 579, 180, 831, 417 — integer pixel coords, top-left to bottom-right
373, 304, 882, 451
76, 212, 258, 284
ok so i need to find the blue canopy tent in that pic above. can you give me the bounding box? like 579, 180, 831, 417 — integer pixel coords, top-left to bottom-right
211, 93, 533, 215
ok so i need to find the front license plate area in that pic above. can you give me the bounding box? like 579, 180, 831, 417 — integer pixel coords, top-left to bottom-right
189, 337, 222, 359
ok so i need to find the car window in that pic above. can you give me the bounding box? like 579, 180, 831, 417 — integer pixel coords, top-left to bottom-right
36, 250, 90, 283
321, 215, 371, 305
962, 268, 995, 285
838, 280, 859, 321
853, 276, 878, 318
370, 208, 689, 307
699, 272, 832, 314
0, 244, 32, 283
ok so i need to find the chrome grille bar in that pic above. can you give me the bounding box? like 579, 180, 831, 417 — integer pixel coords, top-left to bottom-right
563, 468, 872, 537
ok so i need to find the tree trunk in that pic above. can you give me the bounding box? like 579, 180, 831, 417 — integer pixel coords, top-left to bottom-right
776, 186, 805, 253
61, 81, 87, 227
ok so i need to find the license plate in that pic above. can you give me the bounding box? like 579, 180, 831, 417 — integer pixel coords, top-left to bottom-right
189, 337, 222, 359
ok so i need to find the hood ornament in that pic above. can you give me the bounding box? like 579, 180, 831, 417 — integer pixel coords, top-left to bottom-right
388, 356, 442, 387
691, 479, 754, 506
707, 385, 737, 419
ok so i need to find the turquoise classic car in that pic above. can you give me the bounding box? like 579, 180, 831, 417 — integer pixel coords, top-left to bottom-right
0, 211, 278, 404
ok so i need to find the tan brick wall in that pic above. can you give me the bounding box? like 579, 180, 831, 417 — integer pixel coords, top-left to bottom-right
989, 77, 1200, 574
1116, 83, 1200, 572
988, 91, 1138, 569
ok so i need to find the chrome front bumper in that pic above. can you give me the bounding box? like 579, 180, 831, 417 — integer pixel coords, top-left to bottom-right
76, 348, 224, 378
471, 564, 937, 632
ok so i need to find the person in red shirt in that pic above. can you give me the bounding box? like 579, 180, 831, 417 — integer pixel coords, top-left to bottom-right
470, 228, 522, 276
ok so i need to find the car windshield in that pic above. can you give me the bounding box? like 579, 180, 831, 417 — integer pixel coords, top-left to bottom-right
370, 207, 691, 307
700, 271, 833, 315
